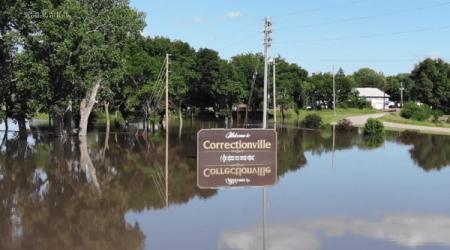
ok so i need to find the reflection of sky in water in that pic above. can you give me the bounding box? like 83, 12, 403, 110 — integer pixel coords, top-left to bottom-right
0, 132, 36, 150
220, 213, 450, 250
126, 139, 450, 250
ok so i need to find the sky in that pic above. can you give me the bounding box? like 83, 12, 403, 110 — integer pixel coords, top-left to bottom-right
129, 0, 450, 76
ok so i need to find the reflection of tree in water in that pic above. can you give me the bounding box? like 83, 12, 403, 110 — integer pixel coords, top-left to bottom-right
407, 135, 450, 172
0, 132, 145, 250
277, 127, 307, 176
358, 135, 385, 151
276, 128, 362, 174
116, 130, 217, 211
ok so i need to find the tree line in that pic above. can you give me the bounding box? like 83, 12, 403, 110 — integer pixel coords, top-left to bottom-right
2, 0, 449, 137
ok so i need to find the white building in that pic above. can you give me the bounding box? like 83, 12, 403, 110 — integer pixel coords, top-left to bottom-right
356, 88, 390, 110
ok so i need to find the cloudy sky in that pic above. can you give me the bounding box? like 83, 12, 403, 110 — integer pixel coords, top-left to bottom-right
130, 0, 449, 76
220, 213, 450, 250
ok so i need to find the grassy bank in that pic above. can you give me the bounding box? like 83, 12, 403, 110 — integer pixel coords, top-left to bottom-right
268, 108, 377, 124
32, 113, 49, 120
32, 112, 126, 124
378, 112, 450, 129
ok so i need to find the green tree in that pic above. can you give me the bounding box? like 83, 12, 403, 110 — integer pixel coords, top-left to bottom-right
353, 68, 384, 88
231, 53, 264, 111
335, 71, 357, 104
213, 59, 246, 119
410, 58, 450, 112
1, 0, 48, 137
17, 0, 146, 136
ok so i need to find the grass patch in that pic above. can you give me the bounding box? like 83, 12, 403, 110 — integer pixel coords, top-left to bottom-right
94, 111, 125, 125
268, 108, 377, 124
32, 113, 49, 120
378, 112, 450, 129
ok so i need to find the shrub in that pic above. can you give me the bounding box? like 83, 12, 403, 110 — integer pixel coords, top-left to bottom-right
399, 129, 425, 140
364, 118, 385, 136
400, 102, 432, 121
300, 113, 322, 129
320, 122, 332, 132
335, 119, 357, 132
219, 109, 232, 118
345, 94, 373, 109
149, 114, 162, 125
432, 109, 444, 123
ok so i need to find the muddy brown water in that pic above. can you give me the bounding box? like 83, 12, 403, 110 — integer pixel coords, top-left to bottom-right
0, 120, 449, 250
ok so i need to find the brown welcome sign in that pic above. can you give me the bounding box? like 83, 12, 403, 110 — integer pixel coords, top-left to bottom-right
197, 129, 277, 189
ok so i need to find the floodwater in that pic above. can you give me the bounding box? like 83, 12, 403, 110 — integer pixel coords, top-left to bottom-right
1, 120, 450, 250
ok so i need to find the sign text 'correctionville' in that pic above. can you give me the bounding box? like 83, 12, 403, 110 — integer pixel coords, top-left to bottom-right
197, 129, 277, 189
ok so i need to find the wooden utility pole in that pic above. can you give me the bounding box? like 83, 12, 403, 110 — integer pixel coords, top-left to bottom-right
273, 59, 276, 129
263, 17, 272, 250
263, 17, 272, 129
333, 65, 336, 117
165, 53, 169, 210
383, 79, 386, 112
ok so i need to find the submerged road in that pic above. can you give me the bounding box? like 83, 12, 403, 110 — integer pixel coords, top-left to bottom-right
333, 113, 450, 134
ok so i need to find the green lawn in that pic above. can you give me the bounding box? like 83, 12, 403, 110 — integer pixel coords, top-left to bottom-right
377, 112, 450, 129
268, 108, 377, 124
32, 112, 125, 124
32, 113, 50, 120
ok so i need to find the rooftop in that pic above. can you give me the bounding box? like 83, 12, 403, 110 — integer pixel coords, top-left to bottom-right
356, 88, 390, 98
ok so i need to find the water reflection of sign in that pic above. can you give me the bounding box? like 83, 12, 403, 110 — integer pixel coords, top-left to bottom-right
197, 129, 277, 189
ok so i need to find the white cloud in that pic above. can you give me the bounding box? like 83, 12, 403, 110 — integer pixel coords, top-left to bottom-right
192, 17, 207, 23
219, 213, 450, 250
427, 51, 443, 58
413, 51, 446, 61
217, 12, 249, 21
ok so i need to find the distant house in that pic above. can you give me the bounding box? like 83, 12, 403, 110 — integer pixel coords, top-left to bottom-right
356, 88, 390, 110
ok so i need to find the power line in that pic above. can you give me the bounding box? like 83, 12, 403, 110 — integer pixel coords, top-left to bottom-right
286, 58, 420, 62
247, 44, 264, 53
277, 1, 450, 31
209, 20, 261, 44
219, 32, 262, 51
148, 60, 167, 105
276, 25, 450, 44
272, 0, 367, 18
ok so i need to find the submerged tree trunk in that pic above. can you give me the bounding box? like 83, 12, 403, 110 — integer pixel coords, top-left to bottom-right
178, 108, 183, 126
101, 128, 110, 165
104, 100, 110, 133
17, 116, 27, 139
53, 113, 64, 137
281, 107, 286, 123
64, 102, 72, 135
79, 77, 102, 136
4, 105, 8, 132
